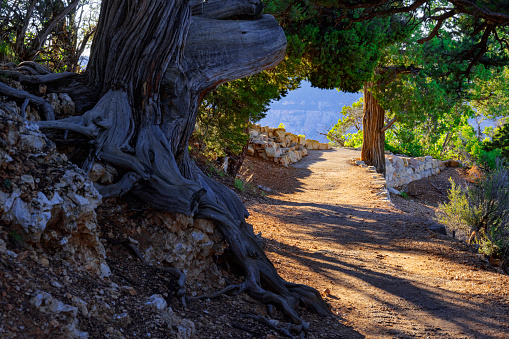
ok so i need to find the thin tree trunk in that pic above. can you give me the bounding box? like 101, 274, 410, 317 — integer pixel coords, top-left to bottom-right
440, 131, 451, 158
361, 81, 386, 174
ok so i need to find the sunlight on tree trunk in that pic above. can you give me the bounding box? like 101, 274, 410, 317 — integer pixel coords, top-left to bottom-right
361, 81, 386, 174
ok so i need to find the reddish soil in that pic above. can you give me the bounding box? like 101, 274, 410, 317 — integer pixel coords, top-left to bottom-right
241, 148, 509, 338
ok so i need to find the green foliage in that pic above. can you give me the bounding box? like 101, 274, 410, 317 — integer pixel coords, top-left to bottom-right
209, 165, 226, 178
343, 130, 363, 148
478, 149, 503, 170
0, 41, 17, 63
438, 166, 509, 259
470, 68, 509, 119
437, 179, 471, 233
368, 24, 509, 165
484, 121, 509, 162
265, 1, 413, 92
195, 70, 299, 160
234, 178, 245, 192
0, 0, 99, 71
385, 128, 425, 157
327, 97, 363, 147
383, 112, 504, 169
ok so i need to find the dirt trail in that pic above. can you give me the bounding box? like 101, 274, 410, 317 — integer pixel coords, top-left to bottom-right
244, 148, 509, 338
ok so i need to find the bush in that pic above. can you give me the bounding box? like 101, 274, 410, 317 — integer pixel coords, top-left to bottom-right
437, 179, 471, 233
484, 121, 509, 162
343, 130, 363, 148
234, 178, 246, 191
438, 163, 509, 265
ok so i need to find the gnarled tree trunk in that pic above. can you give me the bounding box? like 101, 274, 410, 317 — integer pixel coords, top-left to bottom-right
1, 0, 330, 334
361, 81, 386, 174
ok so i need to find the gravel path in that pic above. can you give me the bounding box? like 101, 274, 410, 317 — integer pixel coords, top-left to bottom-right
245, 148, 509, 338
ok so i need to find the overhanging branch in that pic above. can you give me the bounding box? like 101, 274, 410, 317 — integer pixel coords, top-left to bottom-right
417, 10, 456, 44
380, 116, 397, 133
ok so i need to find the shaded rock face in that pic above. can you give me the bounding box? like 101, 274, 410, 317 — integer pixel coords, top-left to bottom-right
98, 201, 226, 281
0, 108, 109, 277
142, 214, 226, 279
0, 105, 226, 281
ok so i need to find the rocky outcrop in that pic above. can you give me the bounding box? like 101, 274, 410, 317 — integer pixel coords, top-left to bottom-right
248, 124, 331, 167
31, 291, 88, 338
1, 102, 227, 283
0, 106, 109, 277
98, 203, 226, 281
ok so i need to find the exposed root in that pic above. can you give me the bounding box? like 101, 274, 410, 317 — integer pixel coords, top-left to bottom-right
158, 267, 188, 305
33, 87, 330, 338
94, 172, 142, 199
231, 321, 263, 337
0, 69, 78, 85
16, 61, 51, 75
241, 314, 296, 338
20, 99, 29, 119
192, 282, 249, 299
36, 119, 97, 138
0, 81, 54, 120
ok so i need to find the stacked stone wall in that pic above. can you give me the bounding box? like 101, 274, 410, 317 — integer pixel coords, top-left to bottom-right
248, 124, 331, 167
385, 154, 446, 188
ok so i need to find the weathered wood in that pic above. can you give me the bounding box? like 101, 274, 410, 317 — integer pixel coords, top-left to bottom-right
0, 81, 54, 120
190, 0, 264, 19
380, 116, 397, 133
184, 15, 287, 92
0, 1, 330, 333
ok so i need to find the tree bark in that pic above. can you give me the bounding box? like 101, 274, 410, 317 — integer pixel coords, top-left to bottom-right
361, 81, 386, 174
1, 0, 330, 333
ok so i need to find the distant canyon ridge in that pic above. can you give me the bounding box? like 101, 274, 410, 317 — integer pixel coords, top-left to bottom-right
258, 81, 362, 143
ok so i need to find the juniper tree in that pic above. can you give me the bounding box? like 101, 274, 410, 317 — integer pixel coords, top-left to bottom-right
0, 0, 330, 333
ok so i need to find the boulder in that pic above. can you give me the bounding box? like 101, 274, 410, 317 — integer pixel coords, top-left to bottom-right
274, 129, 286, 139
265, 146, 281, 158
427, 222, 447, 235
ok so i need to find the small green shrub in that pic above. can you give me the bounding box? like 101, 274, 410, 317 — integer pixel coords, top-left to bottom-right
234, 178, 245, 191
437, 179, 471, 233
478, 149, 503, 170
343, 130, 363, 148
483, 122, 509, 162
0, 41, 16, 63
438, 164, 509, 260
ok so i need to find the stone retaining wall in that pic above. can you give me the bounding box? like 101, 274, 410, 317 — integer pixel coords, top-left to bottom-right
385, 154, 446, 188
248, 124, 331, 167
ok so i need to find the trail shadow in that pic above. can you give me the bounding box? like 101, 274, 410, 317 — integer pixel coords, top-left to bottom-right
249, 199, 509, 338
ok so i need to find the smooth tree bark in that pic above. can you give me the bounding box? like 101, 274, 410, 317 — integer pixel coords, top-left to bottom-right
0, 0, 330, 333
361, 81, 386, 174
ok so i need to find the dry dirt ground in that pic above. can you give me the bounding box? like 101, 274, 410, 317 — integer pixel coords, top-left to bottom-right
2, 147, 509, 338
241, 148, 509, 338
